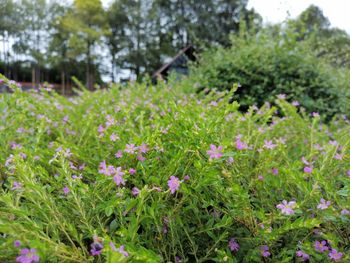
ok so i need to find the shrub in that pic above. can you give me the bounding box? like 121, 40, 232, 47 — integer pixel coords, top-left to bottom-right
185, 30, 350, 119
0, 77, 349, 262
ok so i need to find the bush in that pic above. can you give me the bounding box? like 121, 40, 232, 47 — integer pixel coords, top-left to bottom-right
185, 30, 350, 119
0, 77, 349, 262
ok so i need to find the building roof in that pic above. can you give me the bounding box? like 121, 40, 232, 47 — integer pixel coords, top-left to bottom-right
152, 45, 196, 81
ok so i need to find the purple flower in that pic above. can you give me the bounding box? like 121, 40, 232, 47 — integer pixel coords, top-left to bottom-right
137, 154, 146, 162
113, 167, 125, 186
14, 240, 21, 247
90, 242, 103, 256
63, 186, 70, 195
347, 170, 350, 177
109, 242, 128, 257
312, 112, 320, 118
138, 143, 149, 153
117, 245, 129, 257
12, 181, 23, 190
304, 166, 313, 173
328, 249, 343, 261
235, 139, 247, 150
314, 240, 329, 253
272, 168, 279, 175
277, 94, 286, 99
227, 157, 234, 164
115, 150, 123, 158
260, 245, 271, 257
110, 133, 119, 142
206, 144, 223, 159
296, 250, 310, 261
168, 176, 181, 194
276, 200, 297, 215
258, 175, 264, 181
98, 125, 105, 135
292, 101, 300, 106
132, 187, 140, 196
340, 209, 350, 215
228, 238, 240, 252
125, 144, 137, 154
129, 168, 136, 175
98, 161, 107, 174
334, 153, 343, 160
317, 198, 331, 210
16, 248, 40, 263
263, 140, 277, 149
183, 175, 190, 181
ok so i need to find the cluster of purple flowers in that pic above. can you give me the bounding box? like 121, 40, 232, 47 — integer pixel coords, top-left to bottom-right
98, 162, 125, 186
314, 240, 343, 261
16, 248, 40, 263
276, 200, 297, 215
228, 238, 240, 252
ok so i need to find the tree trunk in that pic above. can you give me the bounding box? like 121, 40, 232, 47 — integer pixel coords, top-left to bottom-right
61, 70, 65, 95
86, 41, 92, 90
111, 53, 115, 83
32, 67, 35, 88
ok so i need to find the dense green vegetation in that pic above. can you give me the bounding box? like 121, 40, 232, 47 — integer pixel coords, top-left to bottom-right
0, 76, 349, 262
185, 30, 350, 118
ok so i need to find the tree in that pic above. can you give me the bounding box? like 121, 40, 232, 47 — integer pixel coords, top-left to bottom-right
62, 0, 108, 89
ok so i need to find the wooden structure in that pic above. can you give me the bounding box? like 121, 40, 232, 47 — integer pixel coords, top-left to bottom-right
152, 45, 196, 83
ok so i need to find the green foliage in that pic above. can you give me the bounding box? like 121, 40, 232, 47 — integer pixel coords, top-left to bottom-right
185, 29, 350, 118
0, 75, 350, 262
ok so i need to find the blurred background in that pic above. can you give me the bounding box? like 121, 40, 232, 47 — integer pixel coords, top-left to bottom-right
1, 0, 350, 94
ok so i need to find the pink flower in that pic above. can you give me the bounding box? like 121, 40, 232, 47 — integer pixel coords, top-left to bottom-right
113, 167, 125, 186
304, 166, 313, 173
110, 133, 119, 142
125, 144, 137, 154
207, 144, 223, 159
263, 140, 277, 150
317, 198, 331, 210
138, 143, 149, 153
183, 175, 190, 181
115, 150, 123, 158
137, 154, 146, 162
334, 153, 343, 160
276, 200, 297, 215
168, 176, 181, 194
129, 168, 136, 175
235, 139, 247, 150
16, 248, 40, 263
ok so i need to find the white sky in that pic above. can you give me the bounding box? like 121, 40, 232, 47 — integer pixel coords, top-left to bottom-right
248, 0, 350, 33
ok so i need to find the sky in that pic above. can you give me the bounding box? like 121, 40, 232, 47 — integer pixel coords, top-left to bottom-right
247, 0, 350, 33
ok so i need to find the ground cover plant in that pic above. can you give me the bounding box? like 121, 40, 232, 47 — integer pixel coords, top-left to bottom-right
0, 76, 349, 262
